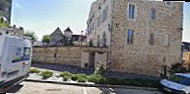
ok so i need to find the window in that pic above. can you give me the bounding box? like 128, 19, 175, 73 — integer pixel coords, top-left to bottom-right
149, 33, 154, 45
151, 8, 156, 20
97, 35, 100, 47
166, 1, 171, 5
22, 47, 31, 60
128, 4, 136, 20
12, 47, 31, 63
54, 53, 57, 58
102, 6, 108, 22
127, 29, 134, 44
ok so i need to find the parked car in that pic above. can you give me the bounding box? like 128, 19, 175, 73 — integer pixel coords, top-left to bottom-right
0, 33, 32, 91
161, 73, 190, 94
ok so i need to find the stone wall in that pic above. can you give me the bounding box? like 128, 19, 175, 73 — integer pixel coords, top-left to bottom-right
109, 1, 183, 77
95, 52, 108, 69
33, 46, 108, 68
32, 47, 82, 67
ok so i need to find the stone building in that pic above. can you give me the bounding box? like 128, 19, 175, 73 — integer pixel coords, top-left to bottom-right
86, 0, 183, 77
49, 27, 87, 46
50, 27, 65, 46
0, 0, 12, 24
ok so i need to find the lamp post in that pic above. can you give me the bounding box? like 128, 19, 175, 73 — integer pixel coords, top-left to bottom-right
81, 30, 84, 47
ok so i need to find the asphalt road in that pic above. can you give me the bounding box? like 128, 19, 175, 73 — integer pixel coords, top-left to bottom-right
6, 81, 163, 94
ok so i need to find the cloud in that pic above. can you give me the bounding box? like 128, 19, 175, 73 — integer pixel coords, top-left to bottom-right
15, 2, 22, 9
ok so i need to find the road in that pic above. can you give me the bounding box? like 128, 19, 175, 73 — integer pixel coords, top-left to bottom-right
6, 81, 163, 94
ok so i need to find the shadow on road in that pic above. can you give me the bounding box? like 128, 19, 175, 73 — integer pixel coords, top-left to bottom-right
6, 84, 24, 93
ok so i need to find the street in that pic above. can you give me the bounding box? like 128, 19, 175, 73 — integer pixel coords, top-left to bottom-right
6, 81, 163, 94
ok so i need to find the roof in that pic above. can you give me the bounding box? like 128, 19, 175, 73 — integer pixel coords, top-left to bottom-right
175, 73, 190, 78
72, 35, 86, 41
50, 27, 64, 36
64, 27, 73, 33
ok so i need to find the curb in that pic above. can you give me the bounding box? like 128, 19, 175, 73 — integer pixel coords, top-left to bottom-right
24, 79, 160, 91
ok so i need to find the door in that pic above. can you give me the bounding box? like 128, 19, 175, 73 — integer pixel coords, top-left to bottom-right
89, 52, 95, 69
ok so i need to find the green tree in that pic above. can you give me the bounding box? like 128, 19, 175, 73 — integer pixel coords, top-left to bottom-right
24, 31, 38, 41
0, 17, 9, 28
42, 35, 50, 43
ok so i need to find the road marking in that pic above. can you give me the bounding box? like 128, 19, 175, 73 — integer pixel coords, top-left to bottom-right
83, 87, 88, 94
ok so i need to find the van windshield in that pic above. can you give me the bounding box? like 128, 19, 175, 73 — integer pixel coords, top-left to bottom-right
169, 75, 190, 86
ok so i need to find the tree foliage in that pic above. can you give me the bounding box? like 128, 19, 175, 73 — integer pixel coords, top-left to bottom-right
24, 31, 38, 41
42, 35, 50, 43
0, 17, 9, 28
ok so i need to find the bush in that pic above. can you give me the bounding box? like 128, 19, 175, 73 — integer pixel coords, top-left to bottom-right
77, 77, 87, 82
60, 72, 72, 77
63, 76, 70, 81
94, 65, 105, 75
108, 78, 160, 88
71, 74, 88, 81
71, 74, 79, 81
41, 71, 53, 79
170, 63, 189, 74
88, 74, 108, 84
29, 68, 40, 74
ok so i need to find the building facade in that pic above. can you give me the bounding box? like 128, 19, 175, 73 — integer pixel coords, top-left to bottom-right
0, 0, 12, 24
86, 0, 113, 47
87, 0, 183, 77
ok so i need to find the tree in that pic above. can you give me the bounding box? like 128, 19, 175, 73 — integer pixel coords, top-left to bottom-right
0, 17, 9, 28
24, 31, 38, 41
42, 35, 50, 43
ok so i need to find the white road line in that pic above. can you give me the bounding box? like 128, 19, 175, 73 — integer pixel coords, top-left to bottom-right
83, 87, 88, 94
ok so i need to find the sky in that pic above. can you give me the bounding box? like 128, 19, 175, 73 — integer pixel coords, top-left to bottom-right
11, 1, 190, 42
11, 0, 96, 40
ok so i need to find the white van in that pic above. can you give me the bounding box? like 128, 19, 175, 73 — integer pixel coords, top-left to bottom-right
0, 33, 32, 90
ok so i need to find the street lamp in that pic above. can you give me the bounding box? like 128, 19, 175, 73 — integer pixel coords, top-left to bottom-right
81, 30, 84, 47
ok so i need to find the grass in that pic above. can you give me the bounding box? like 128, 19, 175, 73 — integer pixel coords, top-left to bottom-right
29, 68, 40, 74
40, 71, 53, 79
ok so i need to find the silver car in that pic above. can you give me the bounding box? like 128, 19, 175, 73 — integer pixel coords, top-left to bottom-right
161, 73, 190, 94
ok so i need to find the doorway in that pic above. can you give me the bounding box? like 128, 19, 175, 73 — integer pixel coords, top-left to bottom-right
89, 52, 95, 69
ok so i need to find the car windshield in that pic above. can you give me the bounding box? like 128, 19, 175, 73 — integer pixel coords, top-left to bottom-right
169, 75, 190, 86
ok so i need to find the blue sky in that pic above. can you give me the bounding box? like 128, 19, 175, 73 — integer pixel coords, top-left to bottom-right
11, 0, 96, 40
11, 1, 190, 42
